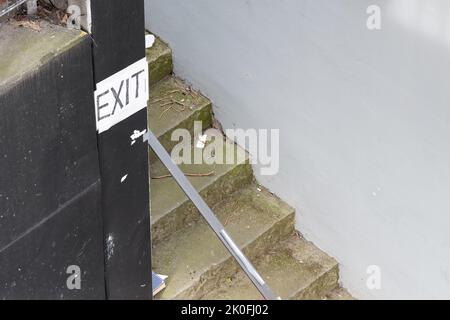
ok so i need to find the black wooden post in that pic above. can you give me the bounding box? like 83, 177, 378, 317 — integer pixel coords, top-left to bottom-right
0, 31, 105, 300
90, 0, 152, 299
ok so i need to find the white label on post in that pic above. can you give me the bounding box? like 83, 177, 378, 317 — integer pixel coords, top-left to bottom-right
94, 58, 149, 134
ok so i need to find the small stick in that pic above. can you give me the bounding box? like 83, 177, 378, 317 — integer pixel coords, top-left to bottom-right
150, 90, 184, 104
150, 97, 170, 105
158, 99, 190, 118
158, 104, 175, 119
172, 100, 188, 111
151, 171, 215, 180
164, 89, 183, 96
174, 78, 197, 97
158, 101, 174, 108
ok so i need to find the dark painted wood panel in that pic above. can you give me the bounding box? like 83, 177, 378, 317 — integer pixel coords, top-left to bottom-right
0, 182, 105, 300
91, 0, 146, 84
90, 0, 152, 299
0, 35, 105, 299
0, 36, 100, 249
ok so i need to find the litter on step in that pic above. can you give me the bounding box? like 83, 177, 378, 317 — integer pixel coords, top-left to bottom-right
152, 271, 168, 297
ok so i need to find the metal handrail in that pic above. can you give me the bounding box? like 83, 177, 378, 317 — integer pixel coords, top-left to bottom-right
144, 130, 279, 300
0, 0, 29, 17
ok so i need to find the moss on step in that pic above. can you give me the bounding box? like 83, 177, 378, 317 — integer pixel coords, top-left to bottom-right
146, 31, 346, 302
152, 184, 295, 300
151, 138, 252, 245
0, 21, 85, 94
203, 235, 339, 300
148, 76, 213, 162
324, 287, 354, 300
146, 34, 173, 86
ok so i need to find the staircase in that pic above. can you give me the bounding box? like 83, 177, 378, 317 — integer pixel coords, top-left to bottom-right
146, 34, 352, 300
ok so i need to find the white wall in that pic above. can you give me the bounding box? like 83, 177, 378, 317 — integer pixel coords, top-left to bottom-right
145, 0, 450, 299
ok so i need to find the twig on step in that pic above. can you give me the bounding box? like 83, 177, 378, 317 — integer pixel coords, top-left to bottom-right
174, 78, 198, 98
158, 99, 190, 119
151, 171, 215, 180
158, 103, 175, 119
150, 90, 184, 105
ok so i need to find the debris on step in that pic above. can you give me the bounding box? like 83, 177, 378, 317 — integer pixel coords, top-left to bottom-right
150, 85, 197, 119
152, 271, 168, 297
149, 139, 251, 245
11, 0, 69, 29
202, 234, 338, 300
323, 287, 354, 300
146, 33, 156, 49
196, 133, 208, 149
147, 77, 213, 160
152, 183, 295, 300
151, 170, 215, 180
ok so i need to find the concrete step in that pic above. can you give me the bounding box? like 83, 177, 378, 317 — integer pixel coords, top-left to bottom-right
150, 138, 253, 245
324, 287, 354, 300
148, 76, 213, 162
203, 235, 339, 300
0, 21, 85, 95
147, 31, 346, 301
152, 183, 295, 300
147, 33, 173, 86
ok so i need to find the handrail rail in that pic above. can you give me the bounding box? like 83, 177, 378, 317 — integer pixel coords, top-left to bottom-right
144, 130, 279, 300
0, 0, 29, 18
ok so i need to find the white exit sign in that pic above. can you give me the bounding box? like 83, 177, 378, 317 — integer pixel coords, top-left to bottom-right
94, 58, 149, 134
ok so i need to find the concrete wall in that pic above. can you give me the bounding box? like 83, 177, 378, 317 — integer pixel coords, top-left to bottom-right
145, 0, 450, 299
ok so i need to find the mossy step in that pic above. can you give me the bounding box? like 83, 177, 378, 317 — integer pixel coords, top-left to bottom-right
203, 235, 339, 300
146, 33, 173, 86
153, 184, 295, 300
150, 137, 253, 245
148, 76, 213, 162
324, 287, 354, 300
0, 21, 85, 95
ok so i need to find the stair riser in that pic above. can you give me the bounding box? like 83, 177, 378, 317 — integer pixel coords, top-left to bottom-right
151, 163, 253, 245
172, 212, 295, 300
149, 53, 173, 86
149, 105, 213, 164
291, 265, 339, 300
145, 32, 344, 301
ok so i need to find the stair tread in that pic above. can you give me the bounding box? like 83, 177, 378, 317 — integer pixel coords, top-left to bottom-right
203, 235, 338, 300
151, 138, 249, 224
148, 76, 212, 140
146, 31, 342, 301
0, 21, 85, 94
153, 183, 294, 300
324, 287, 354, 300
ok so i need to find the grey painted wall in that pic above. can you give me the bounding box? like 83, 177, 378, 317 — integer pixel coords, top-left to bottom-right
145, 0, 450, 299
